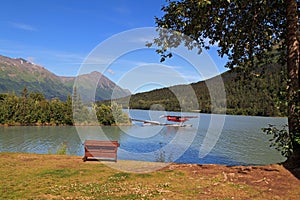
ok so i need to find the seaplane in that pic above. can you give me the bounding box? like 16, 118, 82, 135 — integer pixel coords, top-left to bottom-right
131, 115, 198, 127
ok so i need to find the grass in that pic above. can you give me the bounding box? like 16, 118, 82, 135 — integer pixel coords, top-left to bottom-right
0, 152, 299, 199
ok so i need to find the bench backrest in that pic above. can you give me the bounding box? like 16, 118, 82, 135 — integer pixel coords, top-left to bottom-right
84, 140, 120, 147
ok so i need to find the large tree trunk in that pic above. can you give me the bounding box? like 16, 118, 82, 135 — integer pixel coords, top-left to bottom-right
284, 0, 300, 169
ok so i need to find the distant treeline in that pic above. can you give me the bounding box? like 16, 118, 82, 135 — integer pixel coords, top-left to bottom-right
107, 64, 287, 117
0, 87, 130, 126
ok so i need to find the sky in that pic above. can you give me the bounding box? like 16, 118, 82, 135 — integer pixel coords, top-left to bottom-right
0, 0, 228, 93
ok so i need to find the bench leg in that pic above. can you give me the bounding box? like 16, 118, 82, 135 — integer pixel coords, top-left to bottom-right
82, 156, 87, 162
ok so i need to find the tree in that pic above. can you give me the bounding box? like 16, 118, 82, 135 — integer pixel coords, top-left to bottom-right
50, 98, 64, 125
151, 0, 299, 168
111, 102, 130, 125
64, 95, 74, 125
72, 87, 90, 124
95, 104, 114, 125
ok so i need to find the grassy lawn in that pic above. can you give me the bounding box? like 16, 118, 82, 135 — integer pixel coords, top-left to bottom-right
0, 152, 299, 199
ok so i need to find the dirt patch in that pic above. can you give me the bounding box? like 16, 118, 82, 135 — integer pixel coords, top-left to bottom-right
162, 163, 300, 199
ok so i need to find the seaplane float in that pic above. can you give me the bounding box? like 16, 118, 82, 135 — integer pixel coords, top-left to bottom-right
131, 115, 198, 127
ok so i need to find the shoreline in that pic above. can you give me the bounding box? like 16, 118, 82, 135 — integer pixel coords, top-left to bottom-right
0, 122, 132, 127
0, 111, 288, 127
0, 151, 292, 172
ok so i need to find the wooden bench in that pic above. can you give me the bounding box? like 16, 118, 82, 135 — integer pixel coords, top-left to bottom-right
82, 140, 120, 162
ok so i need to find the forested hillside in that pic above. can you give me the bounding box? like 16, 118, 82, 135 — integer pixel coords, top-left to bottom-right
108, 64, 286, 117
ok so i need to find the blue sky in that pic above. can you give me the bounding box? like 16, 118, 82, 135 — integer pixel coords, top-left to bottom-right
0, 0, 228, 93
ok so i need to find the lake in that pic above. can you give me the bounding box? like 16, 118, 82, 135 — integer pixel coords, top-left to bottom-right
0, 110, 287, 166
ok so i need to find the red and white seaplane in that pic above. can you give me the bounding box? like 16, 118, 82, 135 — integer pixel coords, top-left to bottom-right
131, 115, 198, 127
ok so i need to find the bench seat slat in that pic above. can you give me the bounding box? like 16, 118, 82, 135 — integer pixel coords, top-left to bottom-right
84, 140, 119, 145
86, 146, 117, 150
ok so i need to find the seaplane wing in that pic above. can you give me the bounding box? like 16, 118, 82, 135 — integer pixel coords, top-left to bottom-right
131, 118, 161, 125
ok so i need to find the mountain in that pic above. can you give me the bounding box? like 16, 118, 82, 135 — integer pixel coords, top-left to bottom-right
62, 71, 131, 102
0, 55, 130, 101
109, 64, 286, 117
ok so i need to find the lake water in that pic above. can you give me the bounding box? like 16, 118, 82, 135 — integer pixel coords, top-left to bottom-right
0, 110, 287, 166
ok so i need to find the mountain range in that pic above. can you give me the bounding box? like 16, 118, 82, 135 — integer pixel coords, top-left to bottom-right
0, 54, 286, 117
0, 55, 130, 101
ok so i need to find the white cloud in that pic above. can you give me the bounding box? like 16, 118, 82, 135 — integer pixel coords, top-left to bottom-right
10, 22, 37, 31
26, 56, 36, 64
129, 35, 156, 45
113, 6, 131, 15
107, 69, 115, 75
